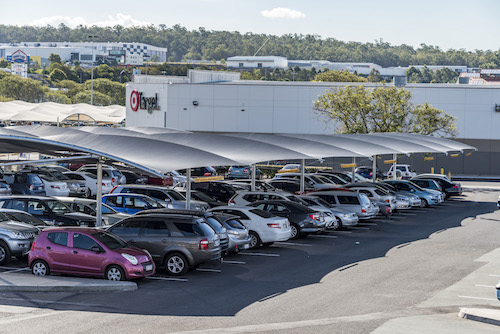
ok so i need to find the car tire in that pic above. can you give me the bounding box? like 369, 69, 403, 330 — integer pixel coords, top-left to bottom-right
0, 241, 11, 265
290, 223, 300, 240
83, 187, 91, 198
248, 231, 261, 249
331, 218, 343, 231
164, 252, 188, 276
106, 265, 125, 281
420, 199, 429, 208
31, 259, 50, 276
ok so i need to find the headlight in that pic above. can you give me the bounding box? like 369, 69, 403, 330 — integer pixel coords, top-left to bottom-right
227, 230, 238, 235
11, 232, 27, 239
121, 253, 138, 265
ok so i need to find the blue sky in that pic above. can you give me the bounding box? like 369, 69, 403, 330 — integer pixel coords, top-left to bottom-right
5, 0, 500, 51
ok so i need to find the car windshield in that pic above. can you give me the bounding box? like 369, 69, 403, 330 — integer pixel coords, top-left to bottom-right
312, 197, 333, 208
315, 175, 335, 184
286, 195, 310, 206
249, 208, 274, 218
358, 194, 371, 206
93, 231, 127, 249
166, 190, 186, 201
224, 218, 245, 230
84, 172, 97, 179
142, 197, 163, 208
192, 192, 216, 202
45, 200, 72, 213
408, 181, 425, 191
29, 175, 43, 185
0, 212, 10, 222
52, 172, 70, 180
206, 217, 224, 232
5, 212, 48, 226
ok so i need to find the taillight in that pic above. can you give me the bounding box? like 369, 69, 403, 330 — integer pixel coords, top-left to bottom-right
385, 199, 390, 203
243, 168, 248, 173
30, 240, 36, 251
308, 214, 319, 220
453, 185, 459, 189
28, 185, 35, 190
204, 172, 210, 176
267, 223, 280, 228
362, 208, 367, 213
228, 199, 235, 205
50, 185, 60, 189
111, 177, 116, 183
199, 239, 209, 250
369, 172, 373, 177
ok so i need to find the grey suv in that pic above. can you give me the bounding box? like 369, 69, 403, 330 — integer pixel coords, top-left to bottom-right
107, 213, 221, 276
0, 212, 39, 265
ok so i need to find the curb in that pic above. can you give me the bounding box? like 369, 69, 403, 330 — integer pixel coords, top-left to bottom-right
0, 283, 137, 293
458, 308, 500, 327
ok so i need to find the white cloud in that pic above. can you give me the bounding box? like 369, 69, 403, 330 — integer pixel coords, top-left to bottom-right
261, 8, 306, 19
31, 14, 149, 28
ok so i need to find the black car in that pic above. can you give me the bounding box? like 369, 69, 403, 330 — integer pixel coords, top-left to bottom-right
0, 196, 96, 227
266, 179, 315, 194
119, 170, 148, 184
190, 181, 238, 203
354, 166, 385, 180
411, 175, 462, 198
247, 200, 326, 239
175, 189, 225, 208
179, 167, 218, 177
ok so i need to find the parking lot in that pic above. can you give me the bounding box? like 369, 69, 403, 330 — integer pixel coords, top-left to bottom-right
0, 183, 498, 333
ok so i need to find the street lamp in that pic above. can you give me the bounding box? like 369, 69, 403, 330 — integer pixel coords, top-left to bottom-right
88, 35, 98, 105
120, 70, 125, 83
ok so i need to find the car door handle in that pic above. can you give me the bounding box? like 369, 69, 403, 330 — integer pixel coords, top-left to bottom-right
46, 246, 51, 250
73, 250, 78, 254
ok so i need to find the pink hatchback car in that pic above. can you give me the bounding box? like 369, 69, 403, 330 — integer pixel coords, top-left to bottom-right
29, 227, 155, 281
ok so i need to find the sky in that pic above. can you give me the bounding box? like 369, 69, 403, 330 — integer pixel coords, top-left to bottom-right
3, 0, 500, 51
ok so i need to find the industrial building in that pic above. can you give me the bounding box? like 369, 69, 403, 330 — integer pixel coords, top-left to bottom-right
125, 70, 500, 176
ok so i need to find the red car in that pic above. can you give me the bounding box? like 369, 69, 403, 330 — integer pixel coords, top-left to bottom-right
29, 228, 155, 281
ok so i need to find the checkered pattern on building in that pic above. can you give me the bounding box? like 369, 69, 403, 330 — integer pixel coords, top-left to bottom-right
123, 44, 148, 56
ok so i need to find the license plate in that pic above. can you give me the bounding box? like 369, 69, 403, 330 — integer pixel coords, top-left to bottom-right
145, 264, 153, 271
214, 240, 220, 247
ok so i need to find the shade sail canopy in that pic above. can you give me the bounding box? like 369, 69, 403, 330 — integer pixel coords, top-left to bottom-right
0, 101, 125, 124
0, 125, 476, 176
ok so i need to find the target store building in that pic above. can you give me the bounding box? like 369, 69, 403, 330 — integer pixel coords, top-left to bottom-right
126, 70, 500, 176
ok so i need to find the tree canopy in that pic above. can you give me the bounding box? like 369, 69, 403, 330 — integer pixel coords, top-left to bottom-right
314, 85, 457, 137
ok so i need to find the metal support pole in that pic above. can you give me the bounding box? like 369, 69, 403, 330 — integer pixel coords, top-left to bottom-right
251, 164, 256, 191
372, 155, 377, 182
351, 157, 356, 183
186, 168, 191, 209
91, 42, 94, 105
300, 159, 305, 194
96, 159, 103, 227
392, 154, 397, 180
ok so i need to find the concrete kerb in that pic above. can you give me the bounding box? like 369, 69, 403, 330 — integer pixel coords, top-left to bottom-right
458, 308, 500, 327
0, 272, 137, 293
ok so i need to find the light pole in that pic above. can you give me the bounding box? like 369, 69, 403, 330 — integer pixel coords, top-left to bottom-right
88, 35, 98, 105
120, 70, 125, 83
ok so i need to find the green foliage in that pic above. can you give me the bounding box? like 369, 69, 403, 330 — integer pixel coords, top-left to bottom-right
314, 85, 457, 137
56, 80, 83, 98
314, 70, 367, 82
73, 90, 112, 106
367, 68, 382, 82
83, 78, 125, 105
48, 53, 62, 64
0, 58, 8, 68
48, 68, 67, 82
406, 66, 459, 84
0, 75, 46, 102
0, 71, 10, 79
0, 95, 14, 102
43, 90, 71, 104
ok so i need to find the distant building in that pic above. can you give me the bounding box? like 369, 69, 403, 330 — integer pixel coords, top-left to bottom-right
0, 42, 168, 66
405, 65, 469, 73
458, 69, 500, 85
226, 56, 288, 69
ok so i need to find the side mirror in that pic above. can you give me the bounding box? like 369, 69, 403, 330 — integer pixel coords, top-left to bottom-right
90, 245, 103, 253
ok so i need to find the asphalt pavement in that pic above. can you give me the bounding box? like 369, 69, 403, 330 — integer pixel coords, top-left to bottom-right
0, 181, 498, 333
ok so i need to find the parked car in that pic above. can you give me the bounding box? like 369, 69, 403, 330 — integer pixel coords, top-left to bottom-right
213, 213, 251, 253
63, 171, 113, 197
39, 175, 70, 197
355, 166, 385, 180
55, 197, 130, 226
0, 172, 45, 196
411, 174, 462, 197
0, 196, 96, 227
273, 173, 338, 190
247, 200, 326, 239
107, 212, 221, 276
227, 166, 263, 179
382, 180, 441, 207
298, 195, 358, 230
310, 190, 379, 220
175, 189, 225, 208
387, 164, 417, 180
29, 228, 155, 280
102, 193, 164, 214
316, 171, 368, 183
410, 178, 443, 192
21, 167, 88, 198
0, 214, 39, 264
39, 165, 71, 173
77, 165, 126, 186
175, 181, 238, 204
0, 209, 51, 229
277, 164, 301, 173
109, 185, 209, 211
266, 179, 315, 194
0, 182, 12, 196
372, 182, 422, 207
226, 180, 277, 192
209, 206, 291, 249
345, 186, 397, 213
313, 172, 348, 185
179, 166, 218, 177
119, 170, 148, 184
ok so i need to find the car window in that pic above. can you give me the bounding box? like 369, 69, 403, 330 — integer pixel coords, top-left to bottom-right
110, 220, 143, 236
8, 199, 25, 211
45, 200, 72, 214
167, 190, 185, 201
5, 212, 48, 226
105, 196, 123, 206
249, 209, 272, 218
299, 198, 316, 206
337, 195, 360, 205
143, 220, 171, 236
224, 218, 245, 229
15, 174, 27, 183
27, 200, 46, 215
270, 204, 291, 213
250, 203, 267, 211
47, 232, 68, 246
93, 232, 126, 250
146, 190, 170, 201
358, 190, 372, 197
73, 233, 99, 250
192, 192, 215, 202
0, 212, 9, 222
66, 173, 85, 181
375, 189, 387, 196
315, 194, 337, 204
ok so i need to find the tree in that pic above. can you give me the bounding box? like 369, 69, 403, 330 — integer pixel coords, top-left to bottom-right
314, 70, 367, 82
0, 58, 8, 68
82, 78, 125, 105
0, 75, 46, 102
73, 91, 112, 106
43, 90, 71, 104
56, 80, 83, 98
48, 53, 62, 64
367, 68, 382, 82
48, 68, 67, 82
314, 85, 457, 137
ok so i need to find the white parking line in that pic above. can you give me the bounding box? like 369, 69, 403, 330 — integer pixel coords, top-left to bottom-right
2, 268, 29, 273
398, 213, 417, 216
309, 234, 338, 239
275, 242, 312, 247
349, 227, 370, 230
458, 295, 498, 301
222, 260, 246, 265
0, 266, 27, 270
196, 268, 222, 273
489, 274, 500, 277
358, 223, 378, 226
239, 252, 280, 257
145, 276, 188, 282
334, 230, 353, 234
475, 284, 496, 288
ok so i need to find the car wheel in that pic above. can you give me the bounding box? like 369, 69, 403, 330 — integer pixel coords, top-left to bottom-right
290, 223, 300, 240
248, 231, 261, 249
331, 218, 343, 231
31, 260, 50, 276
106, 265, 125, 281
83, 187, 91, 198
0, 241, 11, 265
165, 253, 188, 276
420, 199, 429, 208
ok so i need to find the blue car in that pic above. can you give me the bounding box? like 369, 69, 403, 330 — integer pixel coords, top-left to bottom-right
382, 180, 441, 208
102, 193, 164, 214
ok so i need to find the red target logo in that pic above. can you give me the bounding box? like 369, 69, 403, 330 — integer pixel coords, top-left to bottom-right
130, 90, 139, 111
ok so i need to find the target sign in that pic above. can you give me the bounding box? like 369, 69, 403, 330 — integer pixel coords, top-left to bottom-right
130, 90, 140, 111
